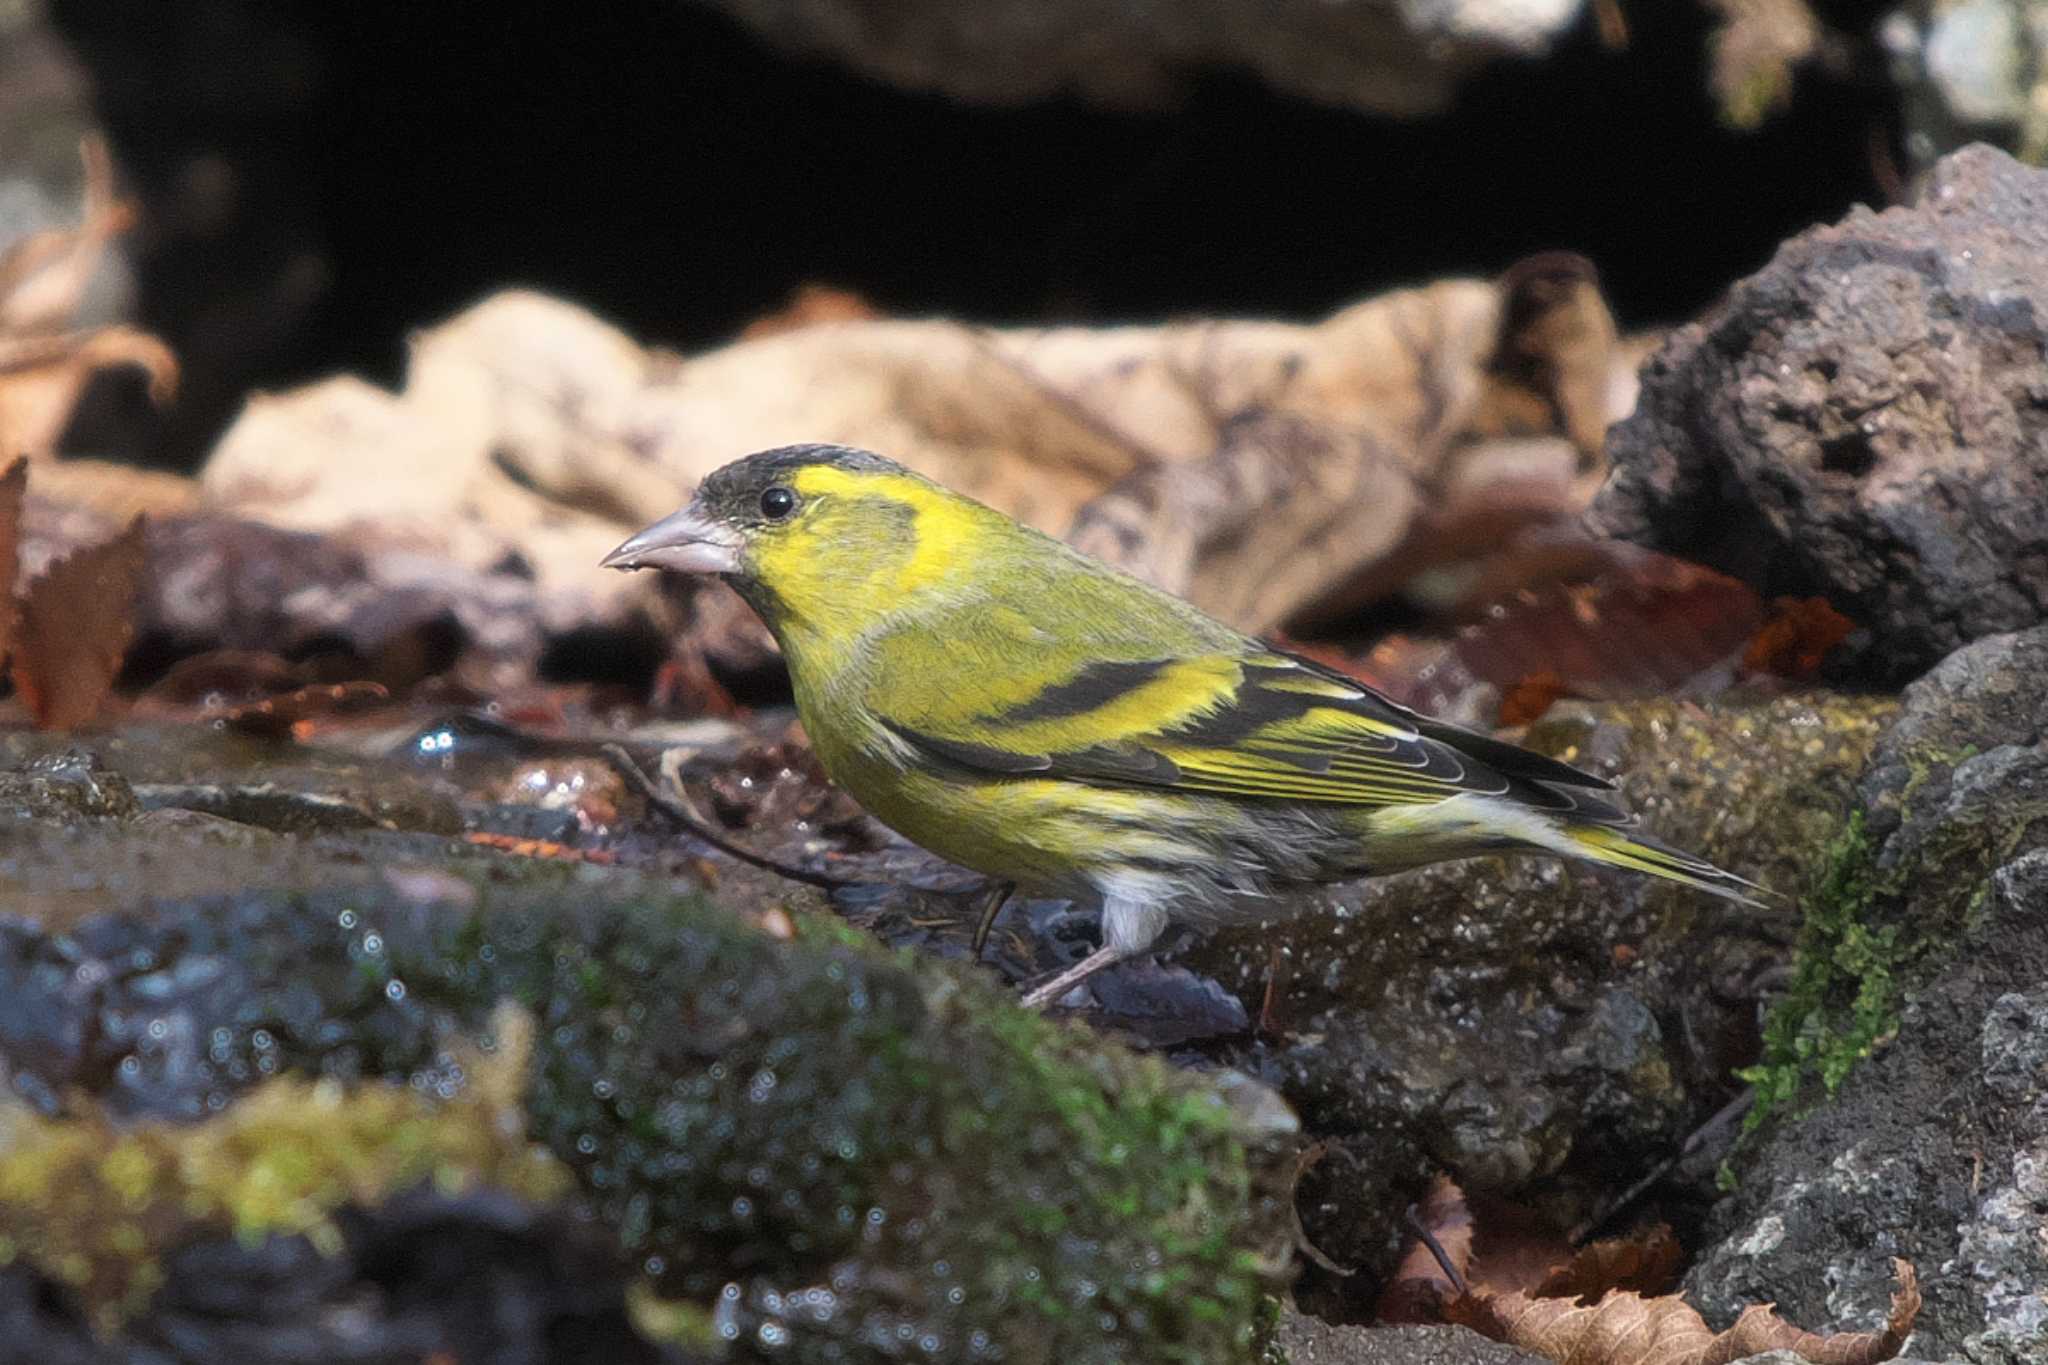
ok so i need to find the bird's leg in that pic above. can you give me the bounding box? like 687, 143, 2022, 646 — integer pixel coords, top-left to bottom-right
1015, 891, 1165, 1010
968, 880, 1017, 960
1019, 944, 1128, 1009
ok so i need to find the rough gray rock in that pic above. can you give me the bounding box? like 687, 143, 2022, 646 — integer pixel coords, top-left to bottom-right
685, 0, 1585, 115
1591, 143, 2048, 686
1184, 694, 1891, 1308
1266, 1309, 1547, 1363
1685, 626, 2048, 1359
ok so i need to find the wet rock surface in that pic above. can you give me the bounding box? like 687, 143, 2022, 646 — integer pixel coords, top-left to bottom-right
1685, 626, 2048, 1360
1263, 1305, 1547, 1363
0, 651, 2033, 1357
1592, 144, 2048, 686
0, 734, 1294, 1363
1172, 695, 1892, 1310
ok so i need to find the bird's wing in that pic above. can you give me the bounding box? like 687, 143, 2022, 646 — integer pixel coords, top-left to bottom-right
878, 648, 1617, 813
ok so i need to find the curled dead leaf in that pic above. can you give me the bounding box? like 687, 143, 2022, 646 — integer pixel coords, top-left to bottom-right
0, 139, 178, 460
0, 457, 24, 659
215, 681, 392, 741
11, 513, 145, 731
739, 283, 880, 340
1378, 1174, 1474, 1323
1743, 596, 1855, 680
1443, 1257, 1919, 1365
1531, 1224, 1683, 1302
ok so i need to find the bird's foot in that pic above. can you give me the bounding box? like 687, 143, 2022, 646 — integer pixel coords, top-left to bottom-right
1017, 944, 1125, 1010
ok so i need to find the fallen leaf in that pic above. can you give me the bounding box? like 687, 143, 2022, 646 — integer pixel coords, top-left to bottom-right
1444, 550, 1765, 717
137, 649, 308, 707
206, 256, 1644, 652
1531, 1224, 1683, 1302
1742, 596, 1855, 680
0, 139, 178, 460
462, 832, 617, 865
0, 457, 26, 660
1443, 1257, 1919, 1365
739, 283, 880, 339
216, 681, 391, 741
1378, 1174, 1475, 1323
1497, 670, 1568, 726
11, 514, 145, 730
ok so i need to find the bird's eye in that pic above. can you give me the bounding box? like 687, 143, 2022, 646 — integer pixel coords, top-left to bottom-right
759, 486, 798, 521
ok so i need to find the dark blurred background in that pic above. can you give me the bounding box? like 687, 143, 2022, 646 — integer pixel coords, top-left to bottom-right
24, 0, 1909, 468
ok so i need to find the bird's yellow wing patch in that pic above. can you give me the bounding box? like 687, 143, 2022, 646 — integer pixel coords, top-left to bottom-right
879, 651, 1543, 809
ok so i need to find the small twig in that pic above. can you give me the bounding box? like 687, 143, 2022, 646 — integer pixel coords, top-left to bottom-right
600, 742, 860, 891
1291, 1141, 1356, 1277
1405, 1201, 1468, 1297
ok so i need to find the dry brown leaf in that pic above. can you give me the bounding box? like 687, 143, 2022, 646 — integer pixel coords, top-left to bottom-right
1445, 1257, 1920, 1365
1709, 0, 1822, 129
215, 681, 391, 741
1378, 1174, 1475, 1323
739, 283, 880, 340
0, 136, 130, 334
0, 327, 179, 461
1742, 596, 1855, 680
0, 138, 179, 462
0, 457, 25, 660
1497, 670, 1568, 727
1440, 551, 1766, 715
11, 514, 146, 731
203, 255, 1643, 647
1532, 1225, 1683, 1302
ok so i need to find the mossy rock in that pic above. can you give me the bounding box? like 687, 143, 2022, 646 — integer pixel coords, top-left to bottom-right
1738, 628, 2048, 1133
1189, 692, 1892, 1302
0, 841, 1293, 1363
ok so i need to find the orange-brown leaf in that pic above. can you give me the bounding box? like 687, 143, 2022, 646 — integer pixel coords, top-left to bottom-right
1378, 1175, 1474, 1323
1450, 552, 1763, 703
1497, 669, 1567, 726
1532, 1224, 1683, 1302
462, 832, 617, 865
1464, 1193, 1577, 1300
0, 456, 26, 660
738, 283, 879, 340
217, 681, 390, 741
1743, 596, 1855, 680
1703, 1258, 1920, 1365
11, 514, 145, 731
1445, 1257, 1920, 1365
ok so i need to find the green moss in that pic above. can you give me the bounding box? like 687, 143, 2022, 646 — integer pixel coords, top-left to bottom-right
1738, 766, 2048, 1136
0, 1007, 566, 1335
1736, 813, 1897, 1131
0, 851, 1287, 1362
386, 880, 1287, 1363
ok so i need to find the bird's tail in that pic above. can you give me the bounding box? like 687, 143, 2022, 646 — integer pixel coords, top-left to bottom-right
1559, 823, 1768, 906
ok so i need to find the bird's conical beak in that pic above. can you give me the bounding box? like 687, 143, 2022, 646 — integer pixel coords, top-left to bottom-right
601, 505, 743, 575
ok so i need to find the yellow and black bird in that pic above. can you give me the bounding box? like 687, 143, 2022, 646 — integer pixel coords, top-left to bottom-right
604, 444, 1759, 1008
